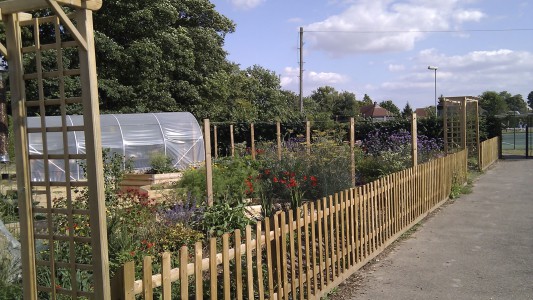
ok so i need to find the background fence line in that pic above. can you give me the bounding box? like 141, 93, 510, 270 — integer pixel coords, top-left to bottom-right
111, 148, 486, 299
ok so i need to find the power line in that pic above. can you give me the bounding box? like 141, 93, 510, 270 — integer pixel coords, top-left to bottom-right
305, 28, 533, 34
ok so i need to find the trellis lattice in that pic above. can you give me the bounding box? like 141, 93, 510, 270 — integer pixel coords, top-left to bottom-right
0, 1, 109, 299
442, 96, 480, 159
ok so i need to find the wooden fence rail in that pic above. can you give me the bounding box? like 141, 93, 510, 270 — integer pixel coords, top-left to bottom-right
111, 150, 468, 300
479, 137, 499, 171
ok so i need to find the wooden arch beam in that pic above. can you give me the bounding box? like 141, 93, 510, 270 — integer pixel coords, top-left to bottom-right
0, 13, 32, 58
46, 0, 88, 51
0, 0, 102, 14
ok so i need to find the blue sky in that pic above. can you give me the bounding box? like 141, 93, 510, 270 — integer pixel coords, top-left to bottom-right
211, 0, 533, 110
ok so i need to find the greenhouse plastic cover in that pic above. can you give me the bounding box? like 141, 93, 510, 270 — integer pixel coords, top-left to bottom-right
27, 112, 205, 181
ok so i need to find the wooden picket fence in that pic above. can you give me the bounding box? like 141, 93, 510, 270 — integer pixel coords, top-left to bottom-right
111, 150, 468, 299
479, 137, 499, 171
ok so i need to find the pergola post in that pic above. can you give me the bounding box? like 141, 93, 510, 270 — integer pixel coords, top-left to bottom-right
0, 1, 109, 298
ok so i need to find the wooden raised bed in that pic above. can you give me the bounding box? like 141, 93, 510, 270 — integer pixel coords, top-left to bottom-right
119, 172, 183, 189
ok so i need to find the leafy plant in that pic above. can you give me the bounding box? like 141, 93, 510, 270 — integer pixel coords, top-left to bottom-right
177, 156, 260, 205
0, 194, 18, 224
195, 201, 250, 238
148, 152, 177, 174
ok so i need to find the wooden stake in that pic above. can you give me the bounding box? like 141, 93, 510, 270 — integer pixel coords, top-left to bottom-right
230, 124, 235, 157
411, 113, 417, 167
306, 120, 311, 155
204, 119, 213, 206
277, 121, 282, 161
350, 117, 355, 186
214, 125, 218, 159
251, 123, 256, 160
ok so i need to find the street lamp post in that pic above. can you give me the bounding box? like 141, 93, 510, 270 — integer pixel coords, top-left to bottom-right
428, 66, 438, 116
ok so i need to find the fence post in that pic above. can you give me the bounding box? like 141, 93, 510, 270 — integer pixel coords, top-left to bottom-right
350, 117, 356, 186
443, 100, 448, 154
526, 125, 529, 159
411, 113, 417, 167
204, 119, 213, 206
277, 121, 282, 161
251, 123, 256, 160
214, 125, 218, 159
111, 261, 135, 300
475, 101, 480, 167
230, 124, 235, 157
306, 120, 311, 155
479, 142, 483, 171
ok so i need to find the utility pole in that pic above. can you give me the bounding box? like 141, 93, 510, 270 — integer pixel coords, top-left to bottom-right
299, 26, 304, 112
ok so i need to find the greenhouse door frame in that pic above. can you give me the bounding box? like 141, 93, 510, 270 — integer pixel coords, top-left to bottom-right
0, 1, 110, 299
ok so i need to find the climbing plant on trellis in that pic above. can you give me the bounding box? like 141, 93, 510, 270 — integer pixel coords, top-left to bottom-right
0, 1, 109, 299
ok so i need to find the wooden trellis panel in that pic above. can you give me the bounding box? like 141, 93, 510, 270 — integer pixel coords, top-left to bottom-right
0, 1, 109, 299
442, 96, 480, 159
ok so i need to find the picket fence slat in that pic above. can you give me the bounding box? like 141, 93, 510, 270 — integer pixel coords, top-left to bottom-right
235, 229, 243, 300
112, 149, 480, 300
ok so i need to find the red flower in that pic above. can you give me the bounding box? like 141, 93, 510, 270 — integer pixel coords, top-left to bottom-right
310, 176, 318, 187
264, 169, 271, 175
245, 179, 254, 194
288, 178, 297, 188
273, 177, 279, 183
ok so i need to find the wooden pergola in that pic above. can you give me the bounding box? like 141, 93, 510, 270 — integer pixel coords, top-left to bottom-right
442, 96, 480, 164
0, 1, 109, 299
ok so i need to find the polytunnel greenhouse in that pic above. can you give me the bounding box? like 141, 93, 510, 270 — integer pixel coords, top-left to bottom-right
27, 112, 205, 181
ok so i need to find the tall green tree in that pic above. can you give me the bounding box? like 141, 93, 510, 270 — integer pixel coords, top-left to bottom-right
479, 91, 508, 116
93, 0, 236, 116
379, 100, 400, 116
505, 94, 528, 113
307, 86, 358, 122
401, 102, 413, 119
362, 94, 373, 105
527, 91, 533, 109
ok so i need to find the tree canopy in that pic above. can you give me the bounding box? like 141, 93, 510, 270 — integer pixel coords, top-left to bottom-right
305, 86, 359, 122
479, 91, 508, 116
94, 0, 235, 116
401, 102, 413, 119
379, 100, 400, 116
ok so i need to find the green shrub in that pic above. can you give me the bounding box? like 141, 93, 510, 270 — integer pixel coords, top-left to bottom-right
177, 156, 260, 205
148, 152, 177, 174
0, 194, 18, 224
195, 201, 251, 238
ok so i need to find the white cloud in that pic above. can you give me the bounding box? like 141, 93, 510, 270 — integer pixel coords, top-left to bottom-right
308, 71, 348, 84
376, 48, 533, 109
280, 67, 349, 94
453, 10, 485, 23
304, 0, 485, 56
229, 0, 264, 10
389, 64, 405, 72
287, 17, 304, 23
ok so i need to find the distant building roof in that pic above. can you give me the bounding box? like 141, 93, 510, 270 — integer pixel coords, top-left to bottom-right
360, 102, 393, 118
415, 108, 430, 118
